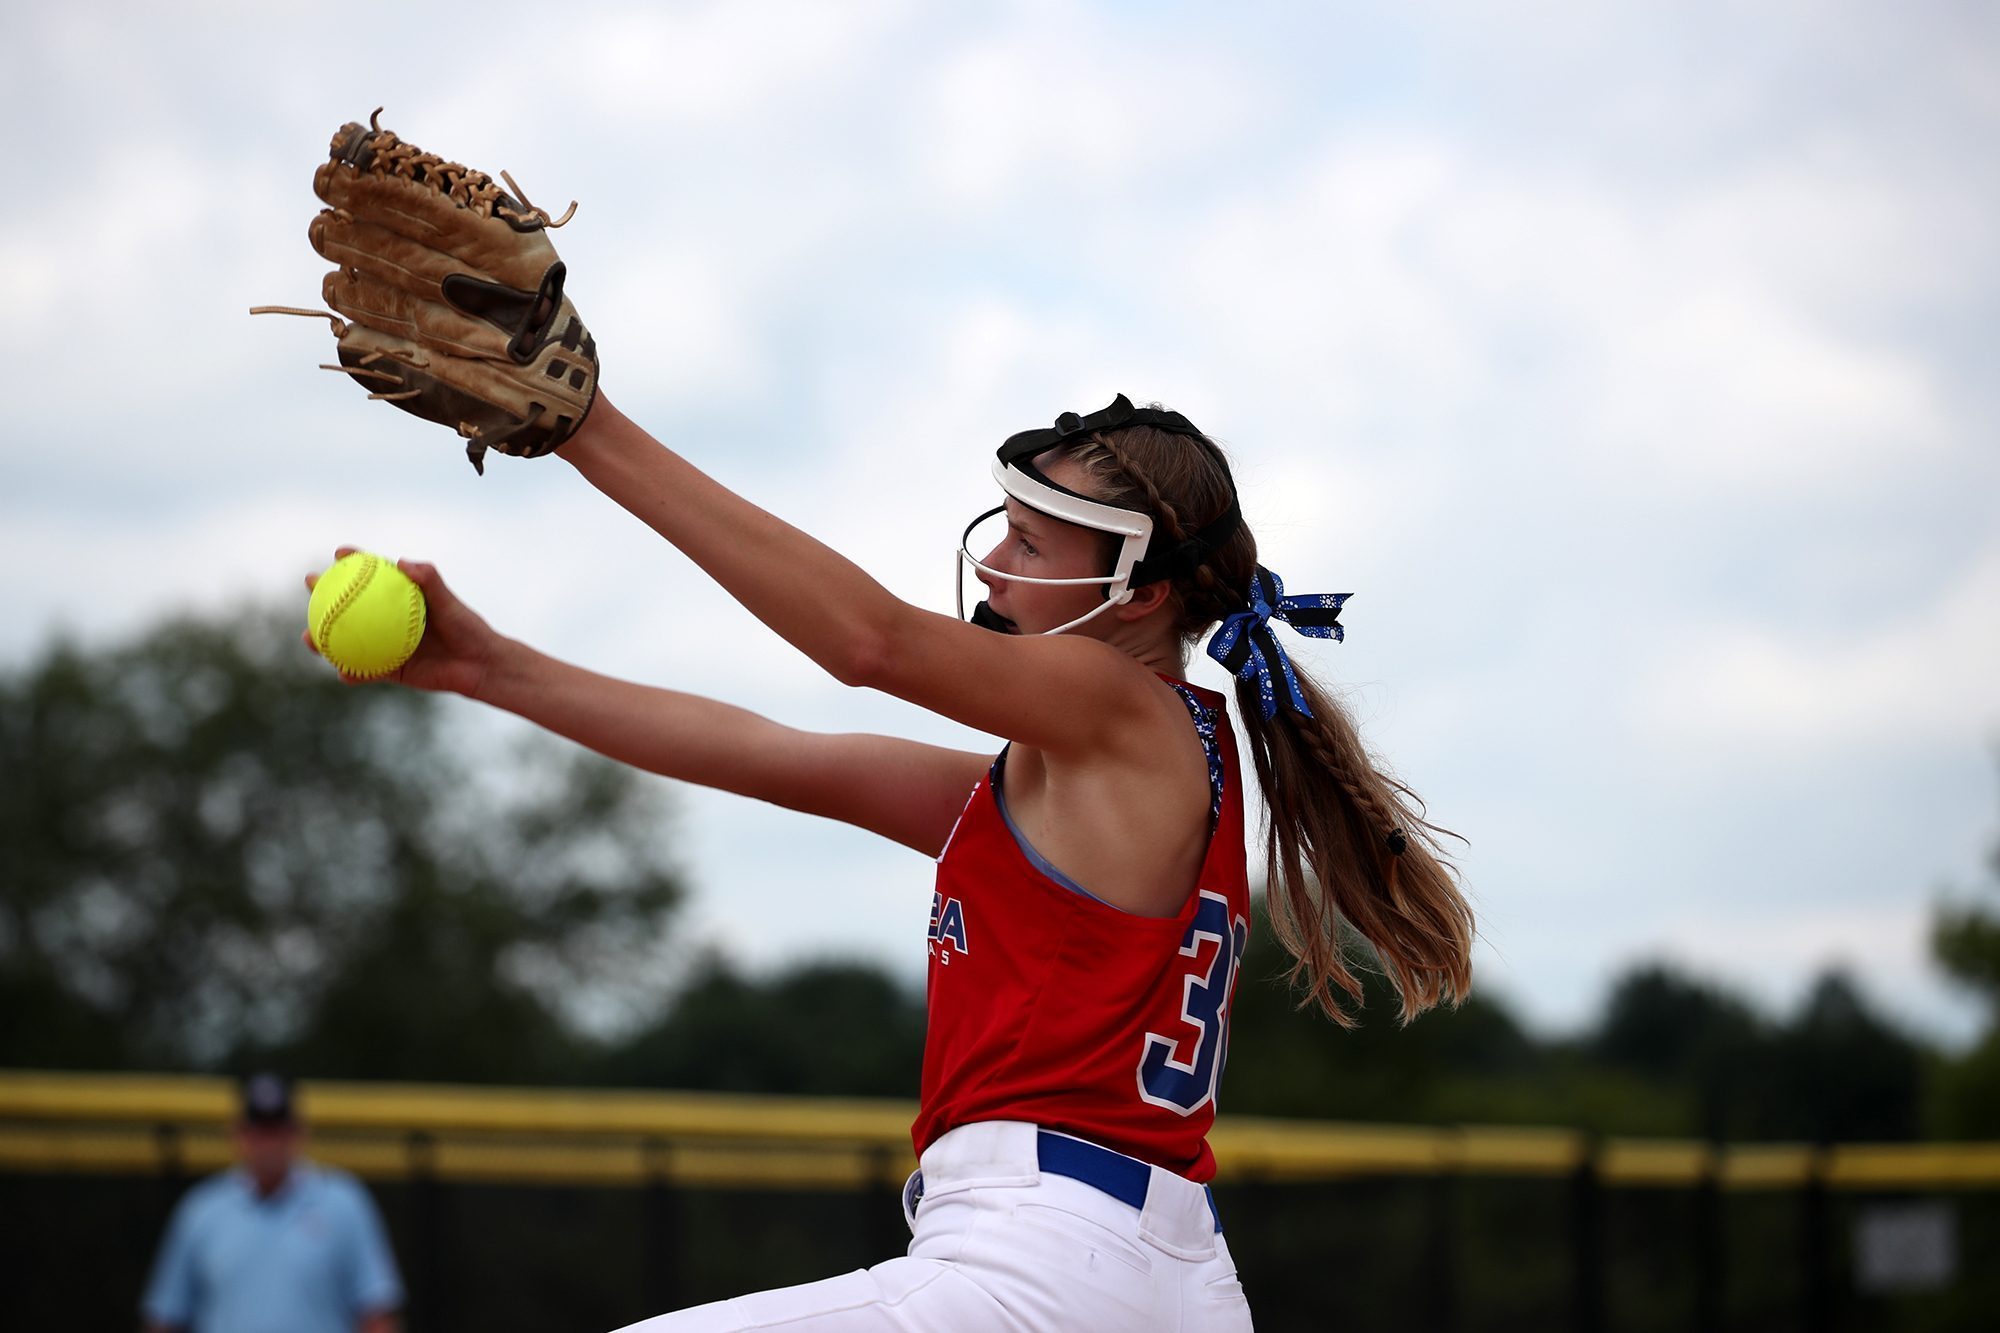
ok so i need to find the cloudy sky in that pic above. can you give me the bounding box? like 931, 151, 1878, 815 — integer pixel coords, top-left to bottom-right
6, 1, 1996, 1049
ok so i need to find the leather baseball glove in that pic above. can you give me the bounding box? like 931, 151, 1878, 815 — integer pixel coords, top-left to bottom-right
253, 110, 597, 474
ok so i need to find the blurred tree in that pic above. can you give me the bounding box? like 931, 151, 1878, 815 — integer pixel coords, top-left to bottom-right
600, 955, 926, 1096
0, 604, 685, 1081
1586, 962, 1768, 1136
1929, 760, 2000, 1136
1588, 962, 1766, 1082
1221, 895, 1934, 1142
1586, 959, 1926, 1141
1763, 968, 1927, 1141
1222, 897, 1546, 1122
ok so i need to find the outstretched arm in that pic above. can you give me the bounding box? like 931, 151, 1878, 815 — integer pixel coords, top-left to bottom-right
306, 555, 989, 855
558, 397, 1161, 757
558, 396, 897, 692
473, 637, 990, 855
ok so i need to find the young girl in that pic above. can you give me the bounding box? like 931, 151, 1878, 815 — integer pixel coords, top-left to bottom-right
309, 391, 1475, 1332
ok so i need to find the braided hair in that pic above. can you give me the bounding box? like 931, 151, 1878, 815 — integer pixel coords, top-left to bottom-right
1058, 421, 1474, 1027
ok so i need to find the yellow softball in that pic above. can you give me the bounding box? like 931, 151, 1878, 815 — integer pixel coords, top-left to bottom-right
307, 551, 427, 677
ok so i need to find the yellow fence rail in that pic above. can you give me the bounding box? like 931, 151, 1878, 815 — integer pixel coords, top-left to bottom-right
4, 1070, 1997, 1192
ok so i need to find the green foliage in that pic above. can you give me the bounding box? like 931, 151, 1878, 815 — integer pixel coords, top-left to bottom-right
1931, 777, 2000, 1018
1425, 1059, 1698, 1137
0, 604, 685, 1080
1223, 897, 1934, 1140
1927, 756, 2000, 1136
1588, 963, 1765, 1085
1932, 901, 2000, 1004
599, 954, 926, 1096
1768, 970, 1929, 1140
1929, 1035, 2000, 1138
1224, 900, 1549, 1122
1579, 961, 1928, 1140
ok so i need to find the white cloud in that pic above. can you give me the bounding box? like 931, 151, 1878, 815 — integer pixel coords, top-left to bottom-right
1670, 162, 1984, 313
1578, 285, 1951, 492
1631, 543, 2000, 758
591, 252, 770, 403
913, 10, 1263, 208
545, 0, 915, 124
1112, 132, 1961, 505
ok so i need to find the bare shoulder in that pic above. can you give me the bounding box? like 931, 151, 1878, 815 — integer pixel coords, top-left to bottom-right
1001, 672, 1216, 916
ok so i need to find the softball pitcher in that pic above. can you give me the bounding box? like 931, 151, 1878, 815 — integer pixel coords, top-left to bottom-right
284, 115, 1477, 1333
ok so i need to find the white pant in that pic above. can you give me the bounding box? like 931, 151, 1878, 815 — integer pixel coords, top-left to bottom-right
612, 1121, 1254, 1332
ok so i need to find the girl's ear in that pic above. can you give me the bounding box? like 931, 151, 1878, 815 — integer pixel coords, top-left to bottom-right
1114, 579, 1175, 621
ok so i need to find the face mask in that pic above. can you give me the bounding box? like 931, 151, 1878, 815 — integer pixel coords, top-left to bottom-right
957, 394, 1241, 635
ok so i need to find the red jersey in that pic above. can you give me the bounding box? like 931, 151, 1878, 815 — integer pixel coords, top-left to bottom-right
912, 679, 1252, 1182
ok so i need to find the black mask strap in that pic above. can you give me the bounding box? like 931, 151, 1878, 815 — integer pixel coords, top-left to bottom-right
1127, 491, 1242, 589
996, 393, 1244, 591
996, 393, 1210, 465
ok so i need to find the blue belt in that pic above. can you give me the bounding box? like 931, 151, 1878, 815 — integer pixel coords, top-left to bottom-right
905, 1131, 1224, 1234
1035, 1131, 1224, 1234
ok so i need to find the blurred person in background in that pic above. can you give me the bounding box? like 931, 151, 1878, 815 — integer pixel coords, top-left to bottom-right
140, 1073, 403, 1333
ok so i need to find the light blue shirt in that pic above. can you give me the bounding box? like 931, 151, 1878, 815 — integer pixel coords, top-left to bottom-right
141, 1161, 403, 1333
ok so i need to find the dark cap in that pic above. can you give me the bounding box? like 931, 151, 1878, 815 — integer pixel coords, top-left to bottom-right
239, 1073, 298, 1126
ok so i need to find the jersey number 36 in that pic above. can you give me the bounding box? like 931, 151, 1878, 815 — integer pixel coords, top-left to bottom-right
1136, 890, 1250, 1117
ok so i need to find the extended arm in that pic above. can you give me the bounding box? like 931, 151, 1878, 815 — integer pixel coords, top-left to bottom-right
557, 397, 1159, 756
473, 634, 990, 855
307, 556, 989, 855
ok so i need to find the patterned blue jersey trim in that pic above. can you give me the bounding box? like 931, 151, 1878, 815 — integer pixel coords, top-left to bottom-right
1163, 681, 1225, 833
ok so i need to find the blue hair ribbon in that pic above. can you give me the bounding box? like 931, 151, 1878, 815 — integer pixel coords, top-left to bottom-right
1205, 567, 1350, 720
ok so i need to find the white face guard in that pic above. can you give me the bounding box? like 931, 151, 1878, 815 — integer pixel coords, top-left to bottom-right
956, 457, 1155, 636
957, 394, 1238, 636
